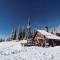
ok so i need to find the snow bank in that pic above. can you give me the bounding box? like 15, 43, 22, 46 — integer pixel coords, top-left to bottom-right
0, 41, 60, 60
19, 40, 27, 44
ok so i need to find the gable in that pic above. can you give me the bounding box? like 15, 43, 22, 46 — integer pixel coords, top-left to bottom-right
33, 31, 47, 41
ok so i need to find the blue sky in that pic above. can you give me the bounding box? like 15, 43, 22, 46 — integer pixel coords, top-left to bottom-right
0, 0, 60, 38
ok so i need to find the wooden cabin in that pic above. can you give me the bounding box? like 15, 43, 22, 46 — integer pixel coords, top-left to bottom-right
32, 29, 60, 46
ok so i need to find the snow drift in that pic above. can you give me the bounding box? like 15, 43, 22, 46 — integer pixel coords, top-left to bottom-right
0, 41, 60, 60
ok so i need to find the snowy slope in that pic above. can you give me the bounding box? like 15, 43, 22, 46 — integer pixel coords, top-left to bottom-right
0, 41, 60, 60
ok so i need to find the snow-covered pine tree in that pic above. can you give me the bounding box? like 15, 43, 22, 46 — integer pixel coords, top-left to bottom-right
18, 27, 22, 40
18, 25, 26, 40
11, 28, 17, 40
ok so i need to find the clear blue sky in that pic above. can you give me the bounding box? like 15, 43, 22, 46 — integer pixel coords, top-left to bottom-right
0, 0, 60, 38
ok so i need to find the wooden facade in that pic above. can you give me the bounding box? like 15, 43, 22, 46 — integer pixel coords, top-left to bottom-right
32, 31, 60, 47
32, 31, 49, 46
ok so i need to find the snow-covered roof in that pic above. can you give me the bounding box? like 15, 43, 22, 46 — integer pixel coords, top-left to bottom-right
37, 29, 60, 40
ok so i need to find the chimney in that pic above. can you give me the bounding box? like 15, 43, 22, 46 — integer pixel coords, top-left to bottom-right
45, 26, 48, 32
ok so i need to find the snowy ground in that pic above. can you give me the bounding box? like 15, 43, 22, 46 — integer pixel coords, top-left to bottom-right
0, 41, 60, 60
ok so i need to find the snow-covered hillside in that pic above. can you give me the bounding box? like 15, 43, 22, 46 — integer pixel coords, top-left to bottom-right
0, 41, 60, 60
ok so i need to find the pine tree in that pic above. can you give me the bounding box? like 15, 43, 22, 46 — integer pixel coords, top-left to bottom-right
18, 26, 23, 40
11, 28, 17, 40
21, 25, 26, 39
13, 29, 16, 40
18, 31, 22, 40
